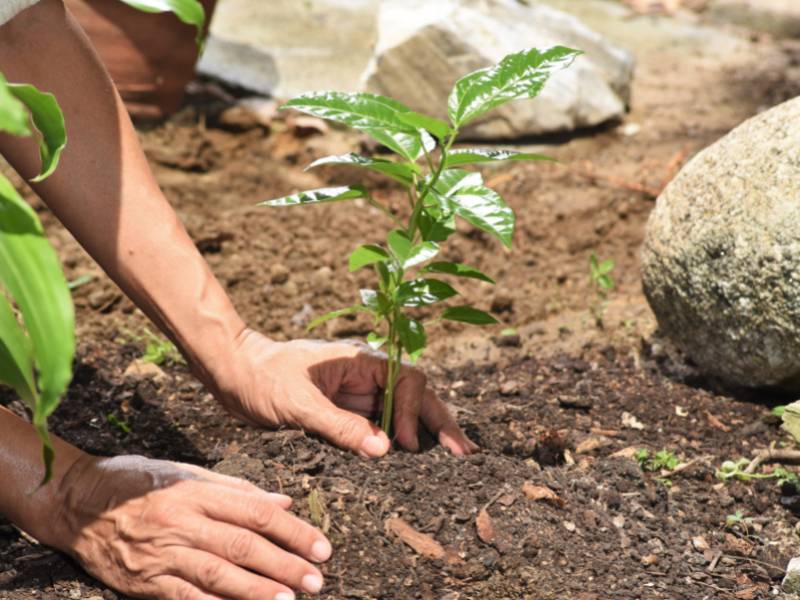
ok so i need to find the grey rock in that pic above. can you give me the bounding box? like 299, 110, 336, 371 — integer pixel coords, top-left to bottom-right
710, 0, 800, 39
783, 556, 800, 594
641, 97, 800, 390
198, 0, 634, 138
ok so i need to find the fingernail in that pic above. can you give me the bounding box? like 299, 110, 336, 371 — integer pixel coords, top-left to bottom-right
302, 573, 324, 593
311, 538, 332, 562
275, 593, 294, 600
360, 434, 388, 457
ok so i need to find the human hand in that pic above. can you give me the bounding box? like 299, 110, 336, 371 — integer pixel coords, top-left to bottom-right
50, 455, 330, 600
213, 329, 478, 457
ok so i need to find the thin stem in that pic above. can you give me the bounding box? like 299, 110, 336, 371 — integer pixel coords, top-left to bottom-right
407, 133, 458, 242
381, 317, 401, 435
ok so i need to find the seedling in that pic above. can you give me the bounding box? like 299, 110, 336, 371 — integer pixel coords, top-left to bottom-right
588, 252, 615, 328
635, 448, 679, 472
118, 327, 185, 366
716, 457, 799, 486
261, 46, 581, 436
725, 510, 752, 533
106, 412, 132, 435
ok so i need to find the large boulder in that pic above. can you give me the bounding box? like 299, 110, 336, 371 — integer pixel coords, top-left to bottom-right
641, 97, 800, 390
710, 0, 800, 39
198, 0, 634, 139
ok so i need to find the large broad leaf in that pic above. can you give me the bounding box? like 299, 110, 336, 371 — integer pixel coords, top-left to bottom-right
117, 0, 206, 46
283, 92, 427, 161
259, 185, 366, 207
448, 46, 582, 128
396, 316, 426, 362
8, 83, 67, 182
445, 149, 553, 168
398, 278, 458, 307
448, 185, 515, 248
420, 261, 495, 284
0, 292, 37, 407
349, 244, 391, 272
307, 305, 370, 331
441, 306, 498, 325
0, 75, 31, 136
306, 153, 420, 186
0, 175, 75, 482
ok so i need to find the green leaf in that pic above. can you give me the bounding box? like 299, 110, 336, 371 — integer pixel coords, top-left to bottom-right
432, 169, 483, 198
403, 241, 439, 268
349, 244, 391, 272
306, 153, 420, 186
441, 306, 499, 325
387, 229, 413, 262
8, 83, 67, 182
420, 261, 495, 284
0, 291, 37, 408
360, 289, 391, 315
398, 278, 458, 307
396, 316, 426, 361
367, 331, 387, 350
0, 75, 31, 136
448, 46, 582, 128
598, 259, 615, 275
448, 185, 515, 248
418, 209, 456, 243
445, 149, 554, 168
259, 185, 366, 207
283, 92, 427, 161
0, 174, 75, 482
307, 305, 370, 331
117, 0, 206, 46
397, 111, 452, 141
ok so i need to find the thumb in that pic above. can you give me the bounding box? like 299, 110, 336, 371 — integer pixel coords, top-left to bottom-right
296, 382, 390, 458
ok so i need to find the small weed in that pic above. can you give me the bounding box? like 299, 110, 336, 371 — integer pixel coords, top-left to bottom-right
118, 327, 184, 366
772, 405, 786, 417
636, 448, 679, 472
725, 510, 752, 532
588, 252, 615, 328
106, 412, 131, 435
716, 458, 798, 485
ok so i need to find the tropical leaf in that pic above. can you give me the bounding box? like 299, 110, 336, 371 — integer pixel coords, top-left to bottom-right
420, 261, 495, 284
259, 186, 366, 207
441, 306, 498, 325
398, 278, 458, 307
445, 149, 553, 168
448, 46, 581, 128
306, 153, 420, 186
8, 83, 67, 182
447, 186, 515, 248
117, 0, 206, 46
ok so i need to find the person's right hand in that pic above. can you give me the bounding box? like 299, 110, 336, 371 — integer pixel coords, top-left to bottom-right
49, 455, 331, 600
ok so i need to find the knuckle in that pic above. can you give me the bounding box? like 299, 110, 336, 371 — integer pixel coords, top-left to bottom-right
226, 531, 256, 564
196, 558, 225, 589
249, 499, 277, 531
333, 414, 363, 445
174, 580, 198, 600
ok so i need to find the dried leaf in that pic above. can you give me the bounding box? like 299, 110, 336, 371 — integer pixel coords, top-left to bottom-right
621, 411, 645, 430
385, 517, 446, 560
475, 509, 495, 544
704, 410, 731, 433
611, 446, 639, 459
308, 488, 327, 527
522, 482, 565, 507
575, 435, 612, 454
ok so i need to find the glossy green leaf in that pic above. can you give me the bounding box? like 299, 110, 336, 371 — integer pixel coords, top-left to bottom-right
396, 316, 426, 361
306, 153, 420, 186
0, 175, 75, 482
367, 331, 387, 350
420, 261, 495, 284
398, 278, 458, 307
441, 306, 499, 325
448, 46, 582, 128
360, 289, 391, 315
403, 241, 439, 268
397, 111, 452, 141
349, 244, 390, 272
432, 169, 483, 198
117, 0, 206, 46
307, 305, 370, 331
259, 186, 366, 207
8, 83, 67, 182
418, 209, 456, 243
0, 75, 31, 136
448, 185, 515, 248
387, 230, 413, 262
445, 149, 554, 168
283, 92, 427, 161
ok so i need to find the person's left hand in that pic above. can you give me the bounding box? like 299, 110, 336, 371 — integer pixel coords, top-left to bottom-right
210, 329, 478, 457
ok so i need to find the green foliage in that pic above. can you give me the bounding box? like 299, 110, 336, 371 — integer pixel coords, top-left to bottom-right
262, 47, 579, 436
725, 510, 752, 531
119, 327, 184, 366
0, 75, 73, 483
117, 0, 206, 47
716, 457, 799, 486
636, 449, 679, 472
588, 251, 615, 328
106, 412, 132, 435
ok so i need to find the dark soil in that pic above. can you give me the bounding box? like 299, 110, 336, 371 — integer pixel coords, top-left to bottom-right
3, 6, 800, 600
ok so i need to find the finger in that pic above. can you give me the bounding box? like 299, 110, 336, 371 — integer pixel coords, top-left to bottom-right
293, 381, 390, 458
190, 518, 323, 593
170, 548, 297, 600
391, 366, 427, 452
420, 388, 479, 456
332, 392, 381, 418
195, 484, 333, 564
154, 575, 230, 600
176, 463, 293, 509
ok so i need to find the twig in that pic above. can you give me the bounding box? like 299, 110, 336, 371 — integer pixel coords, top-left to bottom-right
706, 550, 722, 573
721, 554, 785, 574
481, 488, 507, 513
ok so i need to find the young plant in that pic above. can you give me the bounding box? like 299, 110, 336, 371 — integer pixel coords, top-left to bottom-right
716, 457, 799, 486
588, 251, 615, 328
0, 75, 71, 482
635, 448, 680, 473
725, 510, 752, 533
261, 46, 581, 436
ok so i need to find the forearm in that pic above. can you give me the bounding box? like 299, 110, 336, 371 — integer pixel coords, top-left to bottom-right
0, 0, 245, 385
0, 406, 85, 546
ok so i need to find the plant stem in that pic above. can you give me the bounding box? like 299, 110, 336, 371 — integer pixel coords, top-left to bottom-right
407, 134, 457, 241
381, 317, 401, 435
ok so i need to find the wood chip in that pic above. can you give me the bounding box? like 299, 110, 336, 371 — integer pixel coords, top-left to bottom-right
621, 411, 645, 430
692, 535, 710, 552
611, 446, 639, 459
704, 410, 731, 432
475, 509, 495, 545
385, 517, 445, 560
522, 482, 565, 507
575, 435, 613, 454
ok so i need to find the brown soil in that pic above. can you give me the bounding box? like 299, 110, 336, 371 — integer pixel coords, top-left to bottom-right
3, 7, 800, 600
